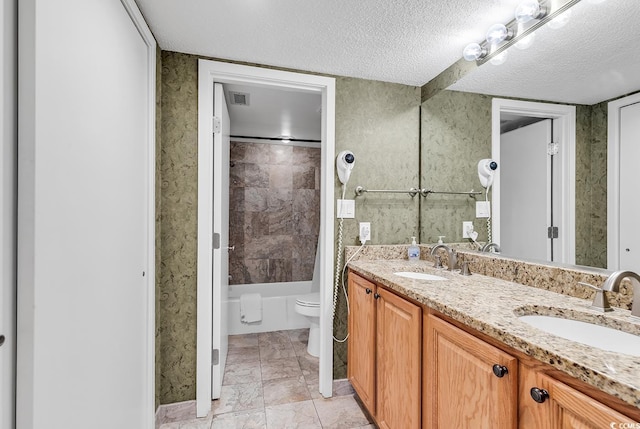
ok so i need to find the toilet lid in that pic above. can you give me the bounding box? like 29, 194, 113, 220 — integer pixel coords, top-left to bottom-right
296, 292, 320, 307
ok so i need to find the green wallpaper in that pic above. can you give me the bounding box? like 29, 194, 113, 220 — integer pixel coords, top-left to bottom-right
156, 51, 420, 403
333, 77, 420, 377
158, 52, 199, 404
420, 90, 492, 244
419, 89, 608, 267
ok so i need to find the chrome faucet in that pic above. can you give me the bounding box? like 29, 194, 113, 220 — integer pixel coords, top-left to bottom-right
430, 244, 458, 271
481, 242, 501, 253
601, 270, 640, 318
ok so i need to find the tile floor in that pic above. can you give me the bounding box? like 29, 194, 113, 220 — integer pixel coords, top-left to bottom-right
158, 329, 375, 429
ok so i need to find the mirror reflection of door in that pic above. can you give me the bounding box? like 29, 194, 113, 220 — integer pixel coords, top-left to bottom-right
500, 117, 561, 262
618, 101, 640, 273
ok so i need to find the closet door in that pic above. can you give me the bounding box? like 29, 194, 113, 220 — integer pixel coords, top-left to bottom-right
17, 1, 155, 428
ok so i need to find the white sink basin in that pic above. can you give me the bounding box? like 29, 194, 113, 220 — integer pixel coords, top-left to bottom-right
394, 272, 447, 281
518, 315, 640, 357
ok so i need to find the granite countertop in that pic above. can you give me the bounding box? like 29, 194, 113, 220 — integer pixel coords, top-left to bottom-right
348, 259, 640, 410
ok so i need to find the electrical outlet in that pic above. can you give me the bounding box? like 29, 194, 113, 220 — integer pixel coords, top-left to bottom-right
359, 222, 371, 243
462, 221, 474, 238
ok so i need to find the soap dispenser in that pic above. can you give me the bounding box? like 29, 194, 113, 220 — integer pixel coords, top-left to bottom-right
408, 237, 420, 261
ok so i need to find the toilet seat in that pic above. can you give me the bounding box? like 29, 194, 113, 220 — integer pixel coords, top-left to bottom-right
295, 293, 320, 308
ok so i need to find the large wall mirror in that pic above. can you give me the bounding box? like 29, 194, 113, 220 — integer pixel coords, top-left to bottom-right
419, 0, 640, 271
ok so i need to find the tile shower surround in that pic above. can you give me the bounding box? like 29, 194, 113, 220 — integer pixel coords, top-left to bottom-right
228, 142, 321, 285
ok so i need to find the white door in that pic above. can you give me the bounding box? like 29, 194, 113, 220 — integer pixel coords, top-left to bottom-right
212, 83, 230, 399
1, 1, 17, 427
17, 1, 155, 427
500, 120, 554, 261
619, 101, 640, 273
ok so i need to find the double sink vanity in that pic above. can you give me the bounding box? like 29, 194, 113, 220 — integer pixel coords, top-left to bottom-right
346, 245, 640, 428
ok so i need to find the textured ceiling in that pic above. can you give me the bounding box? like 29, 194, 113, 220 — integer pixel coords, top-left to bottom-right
450, 0, 640, 105
135, 0, 525, 86
137, 0, 640, 104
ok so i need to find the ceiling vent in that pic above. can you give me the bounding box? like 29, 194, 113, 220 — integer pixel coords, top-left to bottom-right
228, 91, 250, 106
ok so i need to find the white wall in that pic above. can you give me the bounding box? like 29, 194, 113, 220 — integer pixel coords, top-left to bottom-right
17, 1, 155, 428
0, 0, 17, 427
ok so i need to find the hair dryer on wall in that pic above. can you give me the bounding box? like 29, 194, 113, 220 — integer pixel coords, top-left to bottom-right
477, 159, 498, 189
336, 150, 355, 185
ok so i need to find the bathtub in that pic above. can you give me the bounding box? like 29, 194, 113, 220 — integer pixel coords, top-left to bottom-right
227, 281, 313, 335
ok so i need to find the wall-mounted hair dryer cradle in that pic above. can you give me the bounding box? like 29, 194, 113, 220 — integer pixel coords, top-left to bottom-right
478, 159, 498, 189
336, 150, 355, 185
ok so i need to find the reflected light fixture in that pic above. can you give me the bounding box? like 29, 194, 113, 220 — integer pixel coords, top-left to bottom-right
486, 23, 513, 45
547, 8, 572, 29
490, 50, 509, 65
461, 0, 580, 66
515, 32, 536, 50
515, 0, 547, 24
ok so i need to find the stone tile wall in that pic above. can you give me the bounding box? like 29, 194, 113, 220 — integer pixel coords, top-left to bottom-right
229, 142, 320, 285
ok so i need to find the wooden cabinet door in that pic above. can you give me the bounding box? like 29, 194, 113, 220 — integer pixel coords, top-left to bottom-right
425, 315, 518, 429
546, 373, 637, 428
518, 363, 553, 429
347, 273, 377, 413
376, 287, 422, 429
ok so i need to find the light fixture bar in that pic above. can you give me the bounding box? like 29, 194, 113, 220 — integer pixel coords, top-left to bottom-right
475, 0, 583, 65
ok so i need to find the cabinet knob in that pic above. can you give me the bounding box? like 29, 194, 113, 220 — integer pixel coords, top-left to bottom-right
492, 364, 508, 378
365, 288, 372, 294
530, 387, 549, 403
374, 293, 380, 299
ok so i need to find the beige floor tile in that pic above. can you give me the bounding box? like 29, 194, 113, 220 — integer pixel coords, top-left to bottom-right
291, 339, 309, 357
287, 328, 309, 343
229, 333, 259, 349
265, 400, 322, 429
227, 345, 261, 364
260, 342, 297, 359
159, 401, 197, 424
298, 355, 319, 384
210, 409, 266, 429
261, 356, 302, 381
306, 380, 354, 400
258, 330, 291, 347
211, 382, 264, 415
158, 417, 212, 429
263, 375, 311, 406
332, 379, 355, 397
223, 361, 263, 385
313, 395, 371, 429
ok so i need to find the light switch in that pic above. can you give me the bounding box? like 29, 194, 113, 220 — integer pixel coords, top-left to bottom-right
337, 199, 355, 218
476, 201, 491, 218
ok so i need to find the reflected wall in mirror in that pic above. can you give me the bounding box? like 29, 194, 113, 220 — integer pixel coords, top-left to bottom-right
419, 0, 640, 269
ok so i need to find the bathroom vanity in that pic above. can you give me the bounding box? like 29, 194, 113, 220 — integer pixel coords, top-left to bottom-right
346, 249, 640, 429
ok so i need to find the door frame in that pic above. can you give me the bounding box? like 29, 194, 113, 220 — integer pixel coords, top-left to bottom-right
492, 98, 576, 264
607, 92, 640, 270
196, 59, 336, 417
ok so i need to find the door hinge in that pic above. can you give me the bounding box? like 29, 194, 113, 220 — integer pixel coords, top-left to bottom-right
547, 226, 559, 239
213, 233, 220, 249
213, 116, 221, 134
212, 349, 219, 365
547, 142, 559, 156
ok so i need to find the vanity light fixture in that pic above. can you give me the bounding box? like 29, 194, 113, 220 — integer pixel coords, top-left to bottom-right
462, 0, 582, 65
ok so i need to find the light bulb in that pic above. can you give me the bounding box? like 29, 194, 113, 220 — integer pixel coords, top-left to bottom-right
548, 9, 572, 29
515, 0, 544, 23
486, 24, 511, 45
515, 32, 536, 50
462, 43, 485, 61
490, 50, 508, 66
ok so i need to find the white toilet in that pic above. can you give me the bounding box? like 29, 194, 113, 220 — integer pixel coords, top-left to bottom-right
295, 292, 320, 357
